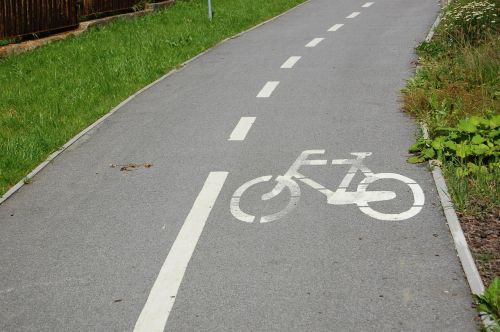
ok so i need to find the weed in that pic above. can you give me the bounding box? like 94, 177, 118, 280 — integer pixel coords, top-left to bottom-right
403, 37, 499, 132
442, 162, 499, 215
0, 39, 14, 46
478, 252, 495, 264
416, 40, 447, 58
408, 115, 500, 166
475, 277, 500, 331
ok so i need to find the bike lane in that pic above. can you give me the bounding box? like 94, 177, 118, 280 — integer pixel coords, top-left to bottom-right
160, 0, 478, 330
0, 0, 477, 331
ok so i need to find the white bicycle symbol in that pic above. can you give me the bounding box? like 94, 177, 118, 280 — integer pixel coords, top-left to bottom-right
230, 150, 425, 223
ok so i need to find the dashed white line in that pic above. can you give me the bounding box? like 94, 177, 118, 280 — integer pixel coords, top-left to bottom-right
257, 81, 280, 98
328, 23, 344, 32
346, 12, 360, 18
134, 172, 228, 332
281, 56, 302, 69
362, 2, 374, 7
305, 38, 324, 48
228, 117, 256, 141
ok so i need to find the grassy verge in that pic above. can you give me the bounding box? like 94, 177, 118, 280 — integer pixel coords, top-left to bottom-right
402, 0, 499, 328
0, 0, 305, 196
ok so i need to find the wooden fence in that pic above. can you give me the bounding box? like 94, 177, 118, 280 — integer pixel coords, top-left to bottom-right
0, 0, 79, 39
0, 0, 144, 39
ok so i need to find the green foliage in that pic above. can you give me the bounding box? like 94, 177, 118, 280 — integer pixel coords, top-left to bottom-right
416, 40, 447, 58
438, 0, 499, 44
442, 161, 499, 213
408, 115, 500, 176
475, 277, 500, 331
0, 38, 18, 46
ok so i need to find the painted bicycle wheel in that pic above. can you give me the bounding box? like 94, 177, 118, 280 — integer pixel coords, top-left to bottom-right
230, 176, 301, 223
356, 173, 424, 221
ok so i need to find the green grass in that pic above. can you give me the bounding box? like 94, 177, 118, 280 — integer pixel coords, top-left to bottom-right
442, 162, 499, 216
404, 37, 499, 135
0, 0, 305, 196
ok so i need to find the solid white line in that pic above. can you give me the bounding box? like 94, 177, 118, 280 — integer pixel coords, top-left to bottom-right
280, 56, 301, 69
305, 38, 324, 47
328, 23, 344, 32
256, 81, 280, 98
362, 2, 374, 7
134, 172, 228, 332
346, 12, 360, 18
228, 117, 256, 141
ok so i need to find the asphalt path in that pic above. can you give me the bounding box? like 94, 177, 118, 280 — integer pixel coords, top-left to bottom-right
0, 0, 478, 330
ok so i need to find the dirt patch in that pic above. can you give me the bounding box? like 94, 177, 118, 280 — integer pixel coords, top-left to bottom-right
459, 208, 500, 286
110, 163, 153, 172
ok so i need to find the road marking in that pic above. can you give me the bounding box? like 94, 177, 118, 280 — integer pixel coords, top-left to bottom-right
346, 12, 360, 18
231, 176, 301, 224
362, 2, 374, 7
230, 150, 425, 224
305, 38, 324, 47
280, 56, 301, 69
228, 117, 256, 141
257, 81, 280, 98
134, 172, 228, 332
328, 23, 344, 32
